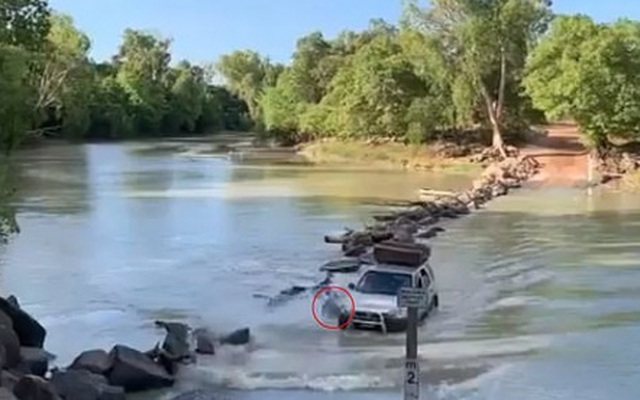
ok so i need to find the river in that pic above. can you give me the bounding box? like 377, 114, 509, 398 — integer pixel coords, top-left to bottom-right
2, 140, 640, 400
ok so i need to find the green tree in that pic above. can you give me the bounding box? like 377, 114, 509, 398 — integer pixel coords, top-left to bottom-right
0, 45, 32, 152
31, 13, 91, 135
301, 29, 426, 139
524, 16, 640, 150
0, 0, 50, 50
164, 61, 206, 133
0, 0, 51, 240
88, 76, 134, 139
115, 29, 171, 134
216, 50, 273, 125
404, 0, 553, 154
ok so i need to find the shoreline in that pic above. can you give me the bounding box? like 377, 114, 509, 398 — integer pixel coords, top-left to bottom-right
297, 139, 482, 173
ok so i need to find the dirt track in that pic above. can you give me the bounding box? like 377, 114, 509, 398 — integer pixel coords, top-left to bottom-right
522, 124, 590, 186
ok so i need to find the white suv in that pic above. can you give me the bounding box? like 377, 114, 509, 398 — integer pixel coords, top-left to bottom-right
337, 243, 439, 334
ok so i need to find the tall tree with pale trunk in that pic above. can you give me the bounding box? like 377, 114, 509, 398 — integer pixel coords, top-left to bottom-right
404, 0, 553, 155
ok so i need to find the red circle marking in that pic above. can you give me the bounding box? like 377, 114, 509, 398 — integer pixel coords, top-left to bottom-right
311, 285, 356, 330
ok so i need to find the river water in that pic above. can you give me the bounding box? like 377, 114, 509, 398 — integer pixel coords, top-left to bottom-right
2, 141, 640, 400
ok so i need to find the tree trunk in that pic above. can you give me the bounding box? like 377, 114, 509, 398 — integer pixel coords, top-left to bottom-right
491, 121, 506, 157
493, 47, 508, 158
496, 47, 507, 121
481, 88, 507, 159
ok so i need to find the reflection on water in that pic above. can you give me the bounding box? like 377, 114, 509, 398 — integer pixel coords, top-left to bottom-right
1, 141, 640, 400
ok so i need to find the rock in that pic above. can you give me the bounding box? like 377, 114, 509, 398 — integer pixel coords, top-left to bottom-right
392, 229, 414, 243
0, 311, 14, 330
323, 230, 352, 244
343, 244, 366, 257
1, 371, 20, 392
142, 342, 182, 376
6, 297, 19, 309
0, 325, 22, 369
169, 389, 218, 400
69, 350, 112, 376
13, 375, 61, 400
0, 297, 46, 348
51, 369, 125, 400
156, 352, 179, 376
0, 388, 17, 400
220, 328, 250, 346
416, 226, 445, 240
418, 216, 439, 227
439, 209, 460, 219
193, 328, 215, 355
107, 345, 174, 392
154, 321, 190, 360
276, 286, 305, 297
142, 343, 161, 360
501, 178, 521, 189
491, 183, 508, 197
19, 348, 48, 377
370, 231, 393, 243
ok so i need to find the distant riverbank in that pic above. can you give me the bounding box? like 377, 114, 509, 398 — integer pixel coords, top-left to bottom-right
297, 139, 481, 173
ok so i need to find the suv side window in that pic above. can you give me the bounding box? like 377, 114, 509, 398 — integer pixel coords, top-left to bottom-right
415, 273, 423, 288
420, 269, 431, 287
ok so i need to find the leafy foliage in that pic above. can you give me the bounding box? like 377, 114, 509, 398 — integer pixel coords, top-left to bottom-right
524, 15, 640, 148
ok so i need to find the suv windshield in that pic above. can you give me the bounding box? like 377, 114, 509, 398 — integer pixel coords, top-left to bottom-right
356, 271, 412, 296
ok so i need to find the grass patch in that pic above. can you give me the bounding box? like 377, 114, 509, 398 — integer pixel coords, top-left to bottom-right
298, 139, 480, 173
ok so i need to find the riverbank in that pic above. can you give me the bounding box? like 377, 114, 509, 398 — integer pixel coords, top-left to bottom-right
297, 139, 481, 172
299, 124, 640, 191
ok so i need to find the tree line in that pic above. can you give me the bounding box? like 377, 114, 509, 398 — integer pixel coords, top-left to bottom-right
217, 1, 640, 153
0, 0, 254, 155
3, 0, 640, 156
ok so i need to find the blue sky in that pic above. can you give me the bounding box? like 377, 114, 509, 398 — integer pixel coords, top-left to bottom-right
49, 0, 640, 65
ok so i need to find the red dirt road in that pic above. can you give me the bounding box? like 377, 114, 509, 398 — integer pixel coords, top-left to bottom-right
522, 124, 590, 186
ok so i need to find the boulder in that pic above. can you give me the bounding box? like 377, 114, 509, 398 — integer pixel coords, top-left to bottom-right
220, 328, 250, 346
142, 343, 180, 376
491, 183, 508, 197
0, 297, 46, 348
0, 388, 17, 400
370, 230, 393, 243
19, 348, 48, 377
107, 345, 174, 392
193, 328, 215, 355
13, 375, 61, 400
154, 321, 190, 360
0, 311, 13, 330
51, 369, 125, 400
0, 325, 22, 369
416, 226, 445, 240
69, 350, 112, 376
1, 370, 20, 392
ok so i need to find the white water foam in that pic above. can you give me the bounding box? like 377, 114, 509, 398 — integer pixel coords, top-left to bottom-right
174, 334, 550, 392
486, 296, 542, 311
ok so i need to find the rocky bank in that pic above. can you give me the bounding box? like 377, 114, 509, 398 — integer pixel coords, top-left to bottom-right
0, 298, 250, 400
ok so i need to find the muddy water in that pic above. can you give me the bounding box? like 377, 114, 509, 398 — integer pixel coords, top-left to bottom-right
2, 141, 640, 400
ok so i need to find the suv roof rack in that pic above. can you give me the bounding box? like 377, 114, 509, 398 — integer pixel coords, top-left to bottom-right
373, 241, 431, 267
